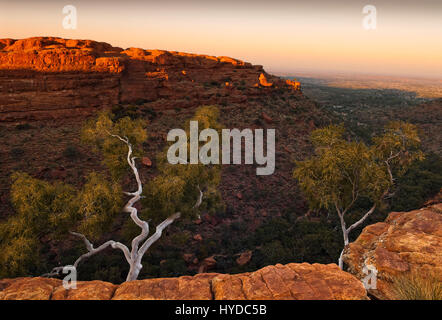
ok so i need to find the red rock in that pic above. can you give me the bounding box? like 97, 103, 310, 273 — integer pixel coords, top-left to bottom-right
285, 79, 301, 90
236, 192, 243, 200
0, 37, 300, 122
193, 234, 203, 241
343, 203, 442, 300
236, 251, 253, 266
113, 273, 219, 300
183, 253, 195, 263
0, 263, 367, 300
0, 277, 61, 300
141, 157, 152, 167
198, 257, 217, 273
258, 73, 273, 87
51, 280, 116, 300
212, 263, 367, 300
262, 112, 273, 124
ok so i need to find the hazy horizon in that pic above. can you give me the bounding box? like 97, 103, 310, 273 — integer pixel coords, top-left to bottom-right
1, 0, 441, 79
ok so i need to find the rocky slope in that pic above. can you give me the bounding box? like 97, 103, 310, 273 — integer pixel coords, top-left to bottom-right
0, 262, 367, 300
343, 203, 442, 299
1, 203, 441, 300
0, 37, 328, 281
0, 37, 300, 122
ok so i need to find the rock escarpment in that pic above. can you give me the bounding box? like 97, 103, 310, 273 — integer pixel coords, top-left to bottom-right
0, 37, 301, 122
343, 203, 442, 299
0, 262, 367, 300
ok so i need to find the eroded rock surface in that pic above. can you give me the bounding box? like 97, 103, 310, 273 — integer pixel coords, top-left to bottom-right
0, 263, 367, 300
0, 37, 301, 122
343, 203, 442, 299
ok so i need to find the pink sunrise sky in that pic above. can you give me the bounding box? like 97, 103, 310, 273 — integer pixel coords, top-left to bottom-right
0, 0, 441, 78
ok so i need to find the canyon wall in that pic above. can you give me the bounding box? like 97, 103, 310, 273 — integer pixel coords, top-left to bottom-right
0, 37, 300, 122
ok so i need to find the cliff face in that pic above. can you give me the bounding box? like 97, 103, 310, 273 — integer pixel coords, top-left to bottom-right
0, 262, 367, 300
343, 203, 442, 300
0, 37, 300, 122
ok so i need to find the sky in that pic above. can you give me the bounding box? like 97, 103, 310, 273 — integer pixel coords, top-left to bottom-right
1, 0, 441, 78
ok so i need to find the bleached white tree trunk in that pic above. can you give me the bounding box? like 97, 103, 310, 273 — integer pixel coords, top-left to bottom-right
335, 178, 394, 269
44, 133, 203, 282
336, 203, 376, 269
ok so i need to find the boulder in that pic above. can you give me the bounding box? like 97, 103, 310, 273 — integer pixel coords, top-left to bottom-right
0, 263, 367, 300
259, 73, 273, 87
236, 250, 253, 266
193, 234, 203, 241
113, 273, 219, 300
141, 156, 152, 167
0, 277, 61, 300
198, 257, 217, 273
52, 280, 116, 300
212, 263, 367, 300
343, 203, 442, 300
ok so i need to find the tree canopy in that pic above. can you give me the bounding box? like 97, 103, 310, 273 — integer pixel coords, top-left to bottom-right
293, 121, 423, 267
0, 106, 221, 279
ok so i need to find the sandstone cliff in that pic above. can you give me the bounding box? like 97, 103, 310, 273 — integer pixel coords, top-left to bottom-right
343, 203, 442, 299
0, 37, 301, 122
0, 262, 367, 300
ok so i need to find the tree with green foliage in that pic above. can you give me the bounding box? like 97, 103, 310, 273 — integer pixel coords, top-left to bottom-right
293, 121, 423, 268
0, 106, 221, 281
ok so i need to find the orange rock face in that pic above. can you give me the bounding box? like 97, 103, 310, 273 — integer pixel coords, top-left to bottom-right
0, 37, 301, 122
141, 156, 152, 167
212, 263, 367, 300
0, 263, 367, 300
258, 73, 273, 87
343, 203, 442, 299
113, 273, 218, 300
51, 280, 117, 300
286, 79, 301, 90
0, 277, 61, 300
236, 250, 253, 266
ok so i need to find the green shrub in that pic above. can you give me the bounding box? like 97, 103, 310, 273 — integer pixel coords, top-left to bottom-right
10, 148, 24, 157
63, 145, 79, 159
391, 152, 442, 212
15, 123, 32, 130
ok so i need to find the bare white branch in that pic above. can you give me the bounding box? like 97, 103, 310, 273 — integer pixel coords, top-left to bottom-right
46, 130, 205, 282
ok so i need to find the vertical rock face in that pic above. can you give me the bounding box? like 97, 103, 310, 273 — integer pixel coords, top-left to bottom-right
343, 203, 442, 300
0, 37, 301, 122
0, 263, 368, 300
